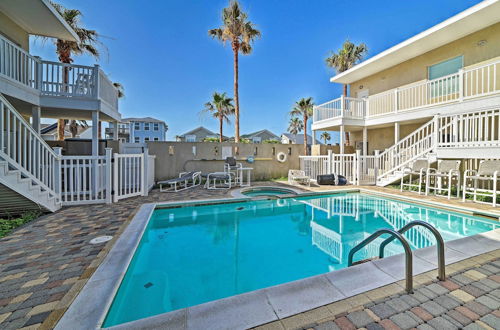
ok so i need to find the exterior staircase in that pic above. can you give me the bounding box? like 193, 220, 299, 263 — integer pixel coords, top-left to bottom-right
0, 94, 61, 216
376, 117, 439, 186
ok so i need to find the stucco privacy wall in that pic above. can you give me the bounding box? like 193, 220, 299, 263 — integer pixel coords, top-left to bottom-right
350, 122, 423, 154
146, 141, 304, 181
0, 11, 29, 50
350, 23, 500, 97
311, 144, 355, 156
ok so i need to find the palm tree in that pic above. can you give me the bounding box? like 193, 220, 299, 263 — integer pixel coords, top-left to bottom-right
290, 97, 314, 155
113, 82, 125, 98
326, 39, 367, 146
68, 120, 88, 138
320, 132, 331, 145
325, 39, 367, 96
202, 92, 235, 142
208, 1, 261, 143
287, 117, 303, 136
51, 2, 101, 141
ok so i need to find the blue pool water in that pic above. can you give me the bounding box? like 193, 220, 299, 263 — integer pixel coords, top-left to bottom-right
103, 193, 499, 327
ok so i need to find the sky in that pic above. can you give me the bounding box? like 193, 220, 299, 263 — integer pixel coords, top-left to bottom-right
31, 0, 482, 142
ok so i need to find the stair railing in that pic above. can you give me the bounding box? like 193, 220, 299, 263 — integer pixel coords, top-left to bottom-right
0, 94, 60, 202
348, 228, 413, 293
378, 220, 446, 281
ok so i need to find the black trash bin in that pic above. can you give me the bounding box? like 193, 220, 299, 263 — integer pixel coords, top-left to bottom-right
316, 174, 348, 186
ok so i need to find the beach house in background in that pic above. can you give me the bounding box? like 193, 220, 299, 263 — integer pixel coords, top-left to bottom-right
241, 129, 280, 143
41, 122, 91, 141
106, 117, 168, 143
309, 0, 500, 186
176, 126, 225, 142
281, 133, 321, 145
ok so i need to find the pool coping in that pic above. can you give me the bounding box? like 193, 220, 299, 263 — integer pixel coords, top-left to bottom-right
55, 189, 500, 330
230, 185, 304, 199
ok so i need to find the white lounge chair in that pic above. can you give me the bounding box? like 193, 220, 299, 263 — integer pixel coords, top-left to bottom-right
425, 160, 461, 199
463, 160, 500, 206
159, 171, 201, 192
224, 157, 242, 185
288, 170, 311, 187
401, 159, 429, 194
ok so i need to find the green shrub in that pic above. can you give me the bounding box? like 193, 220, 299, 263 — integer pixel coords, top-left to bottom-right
0, 211, 41, 238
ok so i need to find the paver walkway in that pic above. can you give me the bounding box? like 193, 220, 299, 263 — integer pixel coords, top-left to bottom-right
256, 252, 500, 330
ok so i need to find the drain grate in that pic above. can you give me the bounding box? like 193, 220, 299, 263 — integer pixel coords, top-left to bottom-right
90, 236, 113, 244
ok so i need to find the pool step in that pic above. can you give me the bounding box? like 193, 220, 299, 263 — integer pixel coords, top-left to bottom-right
351, 256, 379, 266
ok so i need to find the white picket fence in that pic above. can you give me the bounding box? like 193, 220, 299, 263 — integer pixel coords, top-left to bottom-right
57, 149, 154, 206
300, 151, 367, 184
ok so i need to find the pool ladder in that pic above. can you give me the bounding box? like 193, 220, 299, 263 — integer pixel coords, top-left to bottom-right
347, 220, 446, 294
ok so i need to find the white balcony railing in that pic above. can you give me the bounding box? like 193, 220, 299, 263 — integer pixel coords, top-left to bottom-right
0, 34, 118, 110
314, 59, 500, 123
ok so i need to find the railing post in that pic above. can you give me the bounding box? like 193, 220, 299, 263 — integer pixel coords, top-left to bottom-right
453, 116, 459, 145
356, 149, 361, 186
34, 56, 42, 91
113, 153, 119, 203
340, 95, 345, 116
142, 147, 149, 196
94, 64, 100, 99
53, 147, 62, 202
433, 115, 440, 149
458, 68, 464, 101
327, 149, 333, 174
374, 150, 380, 184
105, 148, 112, 203
365, 98, 369, 118
394, 88, 399, 113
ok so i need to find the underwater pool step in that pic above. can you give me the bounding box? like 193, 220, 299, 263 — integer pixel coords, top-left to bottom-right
351, 256, 379, 266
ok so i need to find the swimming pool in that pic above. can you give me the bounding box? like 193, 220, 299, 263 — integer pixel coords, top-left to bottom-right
102, 192, 499, 327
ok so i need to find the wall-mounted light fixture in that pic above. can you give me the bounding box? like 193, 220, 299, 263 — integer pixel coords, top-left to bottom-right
359, 85, 364, 89
477, 39, 487, 47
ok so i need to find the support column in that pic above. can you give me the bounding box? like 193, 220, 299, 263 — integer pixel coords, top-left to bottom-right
339, 125, 345, 154
92, 111, 99, 156
312, 130, 317, 145
113, 121, 119, 141
362, 126, 368, 157
32, 106, 41, 134
394, 122, 400, 145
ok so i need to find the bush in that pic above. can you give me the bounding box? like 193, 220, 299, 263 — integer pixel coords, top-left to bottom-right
0, 211, 41, 238
263, 139, 280, 144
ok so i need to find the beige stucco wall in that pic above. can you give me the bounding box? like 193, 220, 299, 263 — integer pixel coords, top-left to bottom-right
0, 11, 29, 50
350, 23, 500, 97
350, 123, 422, 154
311, 144, 355, 155
147, 141, 305, 181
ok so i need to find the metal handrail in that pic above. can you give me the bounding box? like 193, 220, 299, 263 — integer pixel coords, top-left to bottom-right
379, 220, 446, 281
348, 228, 413, 293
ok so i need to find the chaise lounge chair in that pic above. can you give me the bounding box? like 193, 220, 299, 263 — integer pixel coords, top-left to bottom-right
463, 160, 500, 206
400, 159, 429, 194
159, 171, 201, 192
288, 170, 311, 187
425, 160, 461, 199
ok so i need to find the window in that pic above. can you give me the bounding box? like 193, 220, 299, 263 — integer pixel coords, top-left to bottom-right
134, 122, 140, 130
186, 135, 196, 142
144, 123, 150, 131
252, 137, 262, 143
144, 137, 150, 141
154, 137, 159, 141
134, 137, 140, 143
153, 123, 159, 131
428, 56, 463, 98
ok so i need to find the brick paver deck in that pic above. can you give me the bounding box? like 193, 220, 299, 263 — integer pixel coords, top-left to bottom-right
255, 252, 500, 330
0, 182, 499, 329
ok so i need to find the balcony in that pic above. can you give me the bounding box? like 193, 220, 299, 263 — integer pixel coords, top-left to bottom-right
313, 58, 500, 127
105, 127, 130, 135
0, 34, 119, 119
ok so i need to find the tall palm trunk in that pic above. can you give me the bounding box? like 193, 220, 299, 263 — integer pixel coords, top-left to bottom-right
232, 42, 240, 143
58, 57, 71, 141
342, 83, 350, 146
303, 115, 308, 156
219, 116, 224, 143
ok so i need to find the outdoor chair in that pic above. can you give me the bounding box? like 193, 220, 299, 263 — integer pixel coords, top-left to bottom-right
400, 159, 429, 194
288, 170, 311, 187
224, 157, 242, 185
159, 171, 201, 192
205, 172, 234, 190
463, 160, 500, 207
425, 160, 461, 199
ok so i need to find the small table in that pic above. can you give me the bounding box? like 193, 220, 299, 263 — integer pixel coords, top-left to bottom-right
238, 167, 253, 187
205, 172, 233, 190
